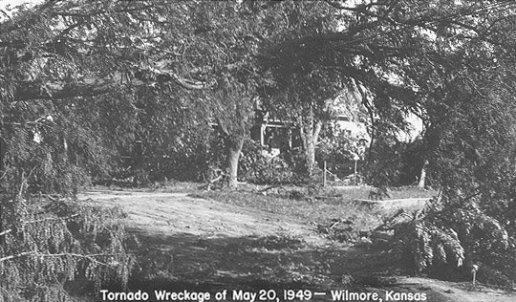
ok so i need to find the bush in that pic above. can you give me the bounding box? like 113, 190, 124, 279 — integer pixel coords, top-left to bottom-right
238, 141, 293, 184
364, 136, 429, 187
316, 130, 365, 179
253, 157, 296, 184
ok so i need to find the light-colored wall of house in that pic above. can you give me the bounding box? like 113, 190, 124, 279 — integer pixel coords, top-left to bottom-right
0, 0, 42, 21
396, 112, 424, 143
331, 119, 370, 142
331, 113, 424, 144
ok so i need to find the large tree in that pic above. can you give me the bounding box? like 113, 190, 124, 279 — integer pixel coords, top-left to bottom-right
2, 0, 516, 285
257, 1, 345, 176
257, 1, 515, 179
182, 1, 266, 189
256, 1, 516, 280
0, 1, 252, 189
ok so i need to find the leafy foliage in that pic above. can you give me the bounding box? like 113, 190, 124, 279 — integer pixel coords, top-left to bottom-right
238, 140, 307, 185
365, 136, 428, 187
2, 0, 516, 290
317, 127, 367, 179
0, 194, 134, 301
393, 195, 516, 284
393, 212, 465, 275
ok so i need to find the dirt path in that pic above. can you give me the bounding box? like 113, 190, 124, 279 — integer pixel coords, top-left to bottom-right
80, 190, 317, 239
78, 190, 516, 302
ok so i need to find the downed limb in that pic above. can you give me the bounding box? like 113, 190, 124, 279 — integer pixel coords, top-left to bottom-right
0, 214, 80, 240
198, 169, 229, 190
27, 213, 80, 224
0, 251, 122, 266
257, 185, 281, 194
0, 251, 33, 262
314, 194, 343, 200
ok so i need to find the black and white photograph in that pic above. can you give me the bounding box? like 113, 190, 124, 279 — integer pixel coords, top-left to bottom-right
1, 0, 516, 301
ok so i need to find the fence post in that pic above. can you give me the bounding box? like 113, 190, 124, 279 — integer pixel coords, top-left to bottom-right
353, 153, 360, 185
354, 159, 358, 185
323, 160, 327, 187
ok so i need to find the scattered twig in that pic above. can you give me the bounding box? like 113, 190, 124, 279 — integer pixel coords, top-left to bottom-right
198, 174, 226, 190
209, 174, 224, 184
0, 229, 12, 237
198, 168, 231, 190
328, 218, 352, 230
258, 185, 280, 194
328, 220, 341, 230
30, 193, 61, 201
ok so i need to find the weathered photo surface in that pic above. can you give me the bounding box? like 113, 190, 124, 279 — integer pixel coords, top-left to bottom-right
1, 1, 516, 301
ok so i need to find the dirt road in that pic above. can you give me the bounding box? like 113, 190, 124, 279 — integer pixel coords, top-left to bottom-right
80, 190, 317, 239
78, 189, 516, 302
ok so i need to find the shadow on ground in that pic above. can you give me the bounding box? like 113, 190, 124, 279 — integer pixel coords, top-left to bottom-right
103, 230, 459, 302
125, 230, 406, 292
70, 229, 516, 302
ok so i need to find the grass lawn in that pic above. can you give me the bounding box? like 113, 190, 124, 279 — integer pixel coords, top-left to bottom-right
191, 185, 437, 234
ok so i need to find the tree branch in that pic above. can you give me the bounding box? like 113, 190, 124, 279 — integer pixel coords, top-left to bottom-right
265, 20, 382, 56
0, 251, 123, 265
13, 80, 116, 102
12, 67, 214, 102
27, 214, 80, 224
171, 73, 213, 90
0, 229, 12, 237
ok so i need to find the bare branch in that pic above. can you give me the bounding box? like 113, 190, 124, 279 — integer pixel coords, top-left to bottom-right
0, 252, 33, 262
0, 251, 122, 266
11, 68, 214, 102
171, 73, 213, 90
0, 229, 12, 237
27, 214, 80, 224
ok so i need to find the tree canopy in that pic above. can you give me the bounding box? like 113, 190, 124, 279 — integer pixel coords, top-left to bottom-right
1, 0, 515, 186
2, 0, 516, 288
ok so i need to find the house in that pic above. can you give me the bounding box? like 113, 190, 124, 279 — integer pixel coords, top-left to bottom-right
250, 111, 369, 163
250, 108, 303, 157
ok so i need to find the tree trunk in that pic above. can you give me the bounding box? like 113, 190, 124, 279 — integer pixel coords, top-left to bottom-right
0, 135, 5, 245
226, 137, 244, 190
418, 159, 428, 188
299, 104, 322, 176
305, 133, 316, 176
300, 105, 313, 175
0, 138, 4, 179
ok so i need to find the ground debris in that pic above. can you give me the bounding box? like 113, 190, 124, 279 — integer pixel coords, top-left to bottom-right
316, 218, 357, 242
